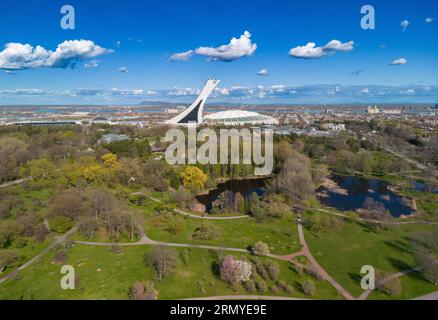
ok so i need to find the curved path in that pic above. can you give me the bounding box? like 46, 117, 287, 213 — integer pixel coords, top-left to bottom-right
311, 208, 438, 226
142, 194, 249, 220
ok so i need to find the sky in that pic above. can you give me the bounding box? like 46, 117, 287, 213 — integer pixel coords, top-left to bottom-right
0, 0, 437, 104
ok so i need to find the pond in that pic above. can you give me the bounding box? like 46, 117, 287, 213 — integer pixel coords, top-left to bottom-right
316, 175, 415, 217
413, 181, 438, 194
196, 178, 267, 212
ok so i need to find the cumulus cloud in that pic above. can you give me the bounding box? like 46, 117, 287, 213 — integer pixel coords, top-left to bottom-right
425, 17, 434, 23
401, 20, 410, 31
323, 40, 354, 52
0, 40, 112, 70
257, 68, 268, 76
390, 58, 408, 65
169, 50, 194, 61
117, 66, 128, 73
289, 40, 354, 59
84, 60, 99, 68
2, 85, 437, 103
194, 31, 257, 61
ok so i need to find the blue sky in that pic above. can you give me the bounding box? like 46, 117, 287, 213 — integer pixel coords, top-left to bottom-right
0, 0, 437, 104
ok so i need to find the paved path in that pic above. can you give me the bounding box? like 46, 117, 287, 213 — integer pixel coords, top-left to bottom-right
413, 291, 438, 300
0, 226, 77, 285
311, 208, 438, 226
294, 222, 355, 300
141, 193, 249, 220
0, 178, 28, 189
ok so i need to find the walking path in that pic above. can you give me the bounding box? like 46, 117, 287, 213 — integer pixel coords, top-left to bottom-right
142, 193, 249, 220
413, 291, 438, 300
0, 178, 28, 189
311, 208, 438, 225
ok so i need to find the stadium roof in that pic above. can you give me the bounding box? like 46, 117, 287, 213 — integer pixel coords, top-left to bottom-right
203, 110, 278, 126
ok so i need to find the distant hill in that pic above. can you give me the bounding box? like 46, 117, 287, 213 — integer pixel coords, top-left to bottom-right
137, 100, 188, 107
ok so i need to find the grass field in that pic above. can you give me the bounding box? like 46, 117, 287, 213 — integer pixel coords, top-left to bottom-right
138, 198, 301, 255
0, 244, 340, 300
303, 210, 437, 298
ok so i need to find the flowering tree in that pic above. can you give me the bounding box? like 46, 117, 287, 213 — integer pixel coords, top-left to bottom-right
220, 255, 252, 283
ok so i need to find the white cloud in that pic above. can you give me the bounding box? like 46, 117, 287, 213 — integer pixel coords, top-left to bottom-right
323, 40, 354, 52
169, 50, 194, 61
117, 66, 128, 73
401, 20, 410, 31
110, 88, 144, 96
167, 87, 200, 96
84, 60, 99, 68
289, 42, 325, 59
289, 40, 354, 59
0, 40, 112, 70
257, 68, 268, 76
425, 17, 434, 23
194, 31, 257, 61
390, 58, 408, 65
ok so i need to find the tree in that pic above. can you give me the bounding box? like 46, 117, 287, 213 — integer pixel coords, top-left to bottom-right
275, 151, 314, 202
303, 279, 315, 296
253, 241, 270, 256
0, 251, 23, 273
129, 281, 159, 300
192, 222, 219, 240
0, 136, 29, 182
219, 255, 252, 283
145, 246, 178, 280
180, 166, 208, 192
46, 189, 89, 221
376, 270, 402, 296
266, 261, 280, 281
21, 158, 55, 181
414, 249, 438, 285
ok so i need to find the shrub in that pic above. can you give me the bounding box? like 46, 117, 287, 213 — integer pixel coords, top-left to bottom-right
109, 245, 124, 255
129, 281, 159, 300
270, 286, 279, 294
253, 241, 270, 256
0, 251, 23, 273
12, 237, 27, 248
255, 260, 269, 280
192, 222, 219, 240
52, 251, 68, 264
255, 280, 267, 293
266, 261, 280, 282
277, 281, 294, 294
244, 280, 256, 293
303, 279, 315, 296
49, 216, 73, 233
304, 264, 324, 281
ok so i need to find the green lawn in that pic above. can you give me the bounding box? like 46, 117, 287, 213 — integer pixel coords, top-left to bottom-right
0, 244, 340, 300
303, 210, 437, 297
139, 197, 300, 255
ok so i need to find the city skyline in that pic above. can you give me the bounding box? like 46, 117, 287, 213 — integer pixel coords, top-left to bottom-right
0, 0, 437, 104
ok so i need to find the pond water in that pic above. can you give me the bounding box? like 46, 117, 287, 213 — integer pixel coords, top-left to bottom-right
413, 181, 438, 194
196, 178, 266, 211
316, 175, 415, 217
